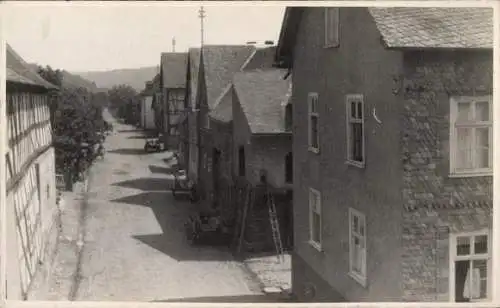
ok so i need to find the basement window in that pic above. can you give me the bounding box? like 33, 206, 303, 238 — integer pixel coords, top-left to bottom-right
450, 231, 491, 302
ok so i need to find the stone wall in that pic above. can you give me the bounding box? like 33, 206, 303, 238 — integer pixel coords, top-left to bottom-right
400, 50, 493, 301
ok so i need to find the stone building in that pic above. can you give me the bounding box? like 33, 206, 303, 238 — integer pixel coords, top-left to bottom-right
275, 6, 493, 302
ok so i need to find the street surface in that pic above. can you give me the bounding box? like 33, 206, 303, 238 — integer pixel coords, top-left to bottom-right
30, 110, 271, 302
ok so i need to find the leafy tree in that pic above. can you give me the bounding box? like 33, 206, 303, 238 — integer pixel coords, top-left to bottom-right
107, 84, 141, 125
37, 65, 109, 182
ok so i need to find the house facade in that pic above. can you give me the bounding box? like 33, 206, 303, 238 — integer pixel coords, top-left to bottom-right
230, 68, 294, 252
5, 44, 59, 300
160, 52, 188, 150
185, 48, 201, 180
195, 45, 255, 202
140, 79, 157, 130
275, 7, 493, 302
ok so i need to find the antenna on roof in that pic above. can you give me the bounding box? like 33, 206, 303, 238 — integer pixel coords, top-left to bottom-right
198, 6, 206, 46
172, 37, 176, 52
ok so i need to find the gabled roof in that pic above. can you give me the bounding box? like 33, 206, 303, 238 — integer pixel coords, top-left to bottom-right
187, 48, 201, 109
276, 7, 493, 66
233, 69, 292, 134
369, 7, 493, 49
161, 52, 188, 89
209, 45, 279, 123
6, 43, 58, 90
242, 46, 277, 71
209, 86, 233, 123
201, 45, 256, 109
141, 73, 161, 96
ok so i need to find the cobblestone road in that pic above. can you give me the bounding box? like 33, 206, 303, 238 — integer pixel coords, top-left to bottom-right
32, 110, 270, 302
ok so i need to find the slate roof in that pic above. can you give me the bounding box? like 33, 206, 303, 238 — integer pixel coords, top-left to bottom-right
6, 43, 58, 90
276, 7, 492, 66
187, 48, 201, 109
242, 46, 277, 71
202, 45, 256, 109
161, 52, 188, 88
368, 7, 492, 49
209, 45, 277, 123
233, 69, 292, 134
209, 86, 233, 123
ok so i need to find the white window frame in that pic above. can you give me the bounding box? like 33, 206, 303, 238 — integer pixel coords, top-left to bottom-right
449, 96, 493, 177
348, 207, 367, 287
449, 230, 492, 302
345, 94, 365, 167
308, 188, 322, 251
308, 92, 320, 153
324, 7, 340, 48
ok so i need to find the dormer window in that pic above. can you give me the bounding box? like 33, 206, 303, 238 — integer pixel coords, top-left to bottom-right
324, 8, 340, 48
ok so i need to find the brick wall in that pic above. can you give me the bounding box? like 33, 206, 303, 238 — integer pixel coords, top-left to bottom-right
401, 50, 493, 301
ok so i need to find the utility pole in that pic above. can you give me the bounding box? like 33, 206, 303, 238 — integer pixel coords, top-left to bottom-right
172, 37, 176, 52
198, 6, 206, 46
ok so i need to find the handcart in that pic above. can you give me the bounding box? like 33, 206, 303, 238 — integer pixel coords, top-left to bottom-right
171, 169, 198, 202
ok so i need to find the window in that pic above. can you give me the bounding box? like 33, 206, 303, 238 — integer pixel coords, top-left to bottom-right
309, 188, 321, 250
450, 231, 491, 302
450, 96, 492, 176
285, 152, 293, 184
238, 146, 245, 176
349, 208, 366, 286
308, 93, 319, 152
346, 94, 365, 166
324, 8, 340, 48
285, 103, 293, 132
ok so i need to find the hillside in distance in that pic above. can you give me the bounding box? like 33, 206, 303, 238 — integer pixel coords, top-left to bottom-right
74, 66, 160, 92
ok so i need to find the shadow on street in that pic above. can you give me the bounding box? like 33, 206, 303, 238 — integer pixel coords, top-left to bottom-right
151, 293, 293, 302
127, 135, 150, 140
148, 165, 177, 175
110, 190, 234, 262
117, 129, 141, 133
112, 177, 173, 191
107, 148, 150, 156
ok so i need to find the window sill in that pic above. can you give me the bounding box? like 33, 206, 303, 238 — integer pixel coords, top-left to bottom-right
348, 271, 367, 288
309, 147, 320, 154
345, 160, 365, 169
308, 240, 322, 252
323, 43, 339, 49
449, 171, 493, 178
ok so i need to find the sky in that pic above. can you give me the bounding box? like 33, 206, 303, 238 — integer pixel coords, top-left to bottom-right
3, 2, 286, 72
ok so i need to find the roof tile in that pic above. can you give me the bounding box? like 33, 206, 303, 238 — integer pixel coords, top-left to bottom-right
6, 43, 58, 89
202, 45, 256, 109
161, 52, 188, 88
369, 7, 493, 49
233, 69, 291, 134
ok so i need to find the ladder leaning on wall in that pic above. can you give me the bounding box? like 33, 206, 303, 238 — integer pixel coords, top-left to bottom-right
266, 187, 284, 263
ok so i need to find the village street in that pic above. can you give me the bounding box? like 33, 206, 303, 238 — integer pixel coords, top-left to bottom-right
28, 109, 276, 302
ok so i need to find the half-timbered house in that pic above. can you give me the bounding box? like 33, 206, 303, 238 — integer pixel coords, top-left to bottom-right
5, 44, 59, 300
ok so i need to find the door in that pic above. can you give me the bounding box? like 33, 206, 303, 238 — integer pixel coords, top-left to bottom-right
212, 148, 221, 206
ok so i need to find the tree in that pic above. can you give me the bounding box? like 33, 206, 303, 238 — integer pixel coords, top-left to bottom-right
107, 84, 141, 124
37, 65, 109, 182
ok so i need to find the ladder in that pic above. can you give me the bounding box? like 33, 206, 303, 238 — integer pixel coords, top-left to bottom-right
236, 183, 253, 254
267, 189, 284, 263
